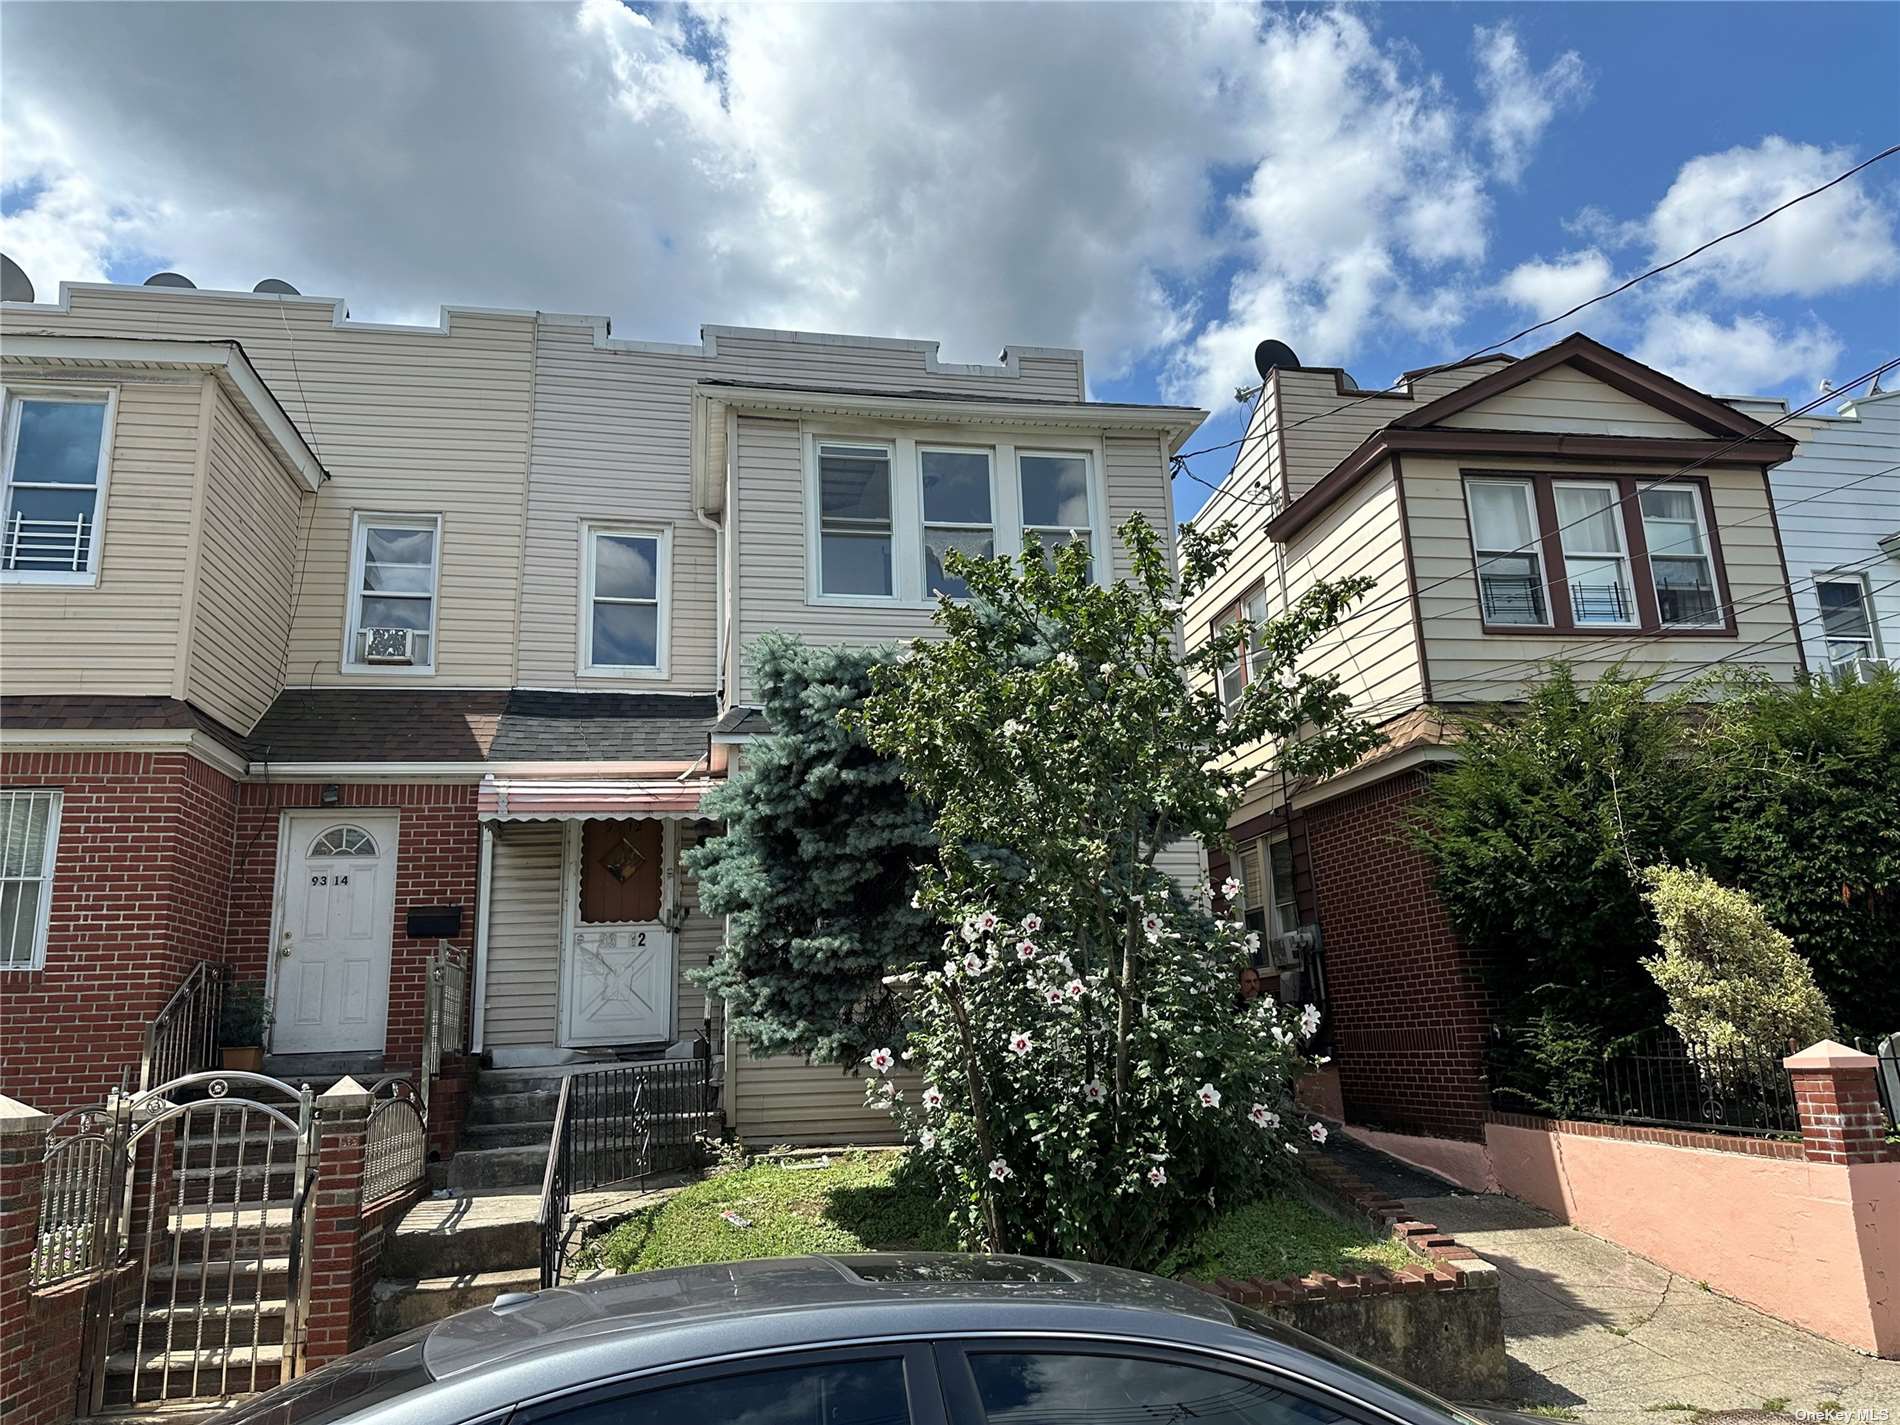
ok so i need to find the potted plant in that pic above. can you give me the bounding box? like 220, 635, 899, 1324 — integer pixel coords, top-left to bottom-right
218, 982, 272, 1072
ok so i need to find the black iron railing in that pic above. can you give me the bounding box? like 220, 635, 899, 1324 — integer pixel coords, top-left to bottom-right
1570, 582, 1633, 625
536, 1058, 717, 1288
1479, 575, 1546, 625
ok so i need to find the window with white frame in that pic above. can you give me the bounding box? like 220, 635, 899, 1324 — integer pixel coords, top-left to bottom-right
1639, 488, 1720, 626
1237, 835, 1300, 947
1816, 575, 1877, 665
920, 447, 994, 599
817, 443, 895, 597
1466, 479, 1548, 625
0, 789, 61, 970
1019, 452, 1096, 580
347, 514, 439, 670
1553, 482, 1636, 625
2, 391, 113, 583
583, 526, 667, 673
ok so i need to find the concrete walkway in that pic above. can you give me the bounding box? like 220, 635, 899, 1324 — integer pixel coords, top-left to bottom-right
1311, 1128, 1900, 1420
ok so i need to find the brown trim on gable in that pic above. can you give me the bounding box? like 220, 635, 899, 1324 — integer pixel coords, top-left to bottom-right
1268, 429, 1791, 542
1388, 453, 1432, 703
1760, 469, 1811, 676
1268, 365, 1290, 510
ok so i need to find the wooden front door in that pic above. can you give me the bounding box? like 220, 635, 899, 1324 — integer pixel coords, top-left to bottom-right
560, 818, 674, 1046
274, 814, 398, 1054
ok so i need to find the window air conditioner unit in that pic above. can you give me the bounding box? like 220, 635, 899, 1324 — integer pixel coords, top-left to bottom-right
1267, 923, 1320, 970
364, 627, 416, 664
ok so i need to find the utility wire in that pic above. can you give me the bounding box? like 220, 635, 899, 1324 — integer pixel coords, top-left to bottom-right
1172, 143, 1900, 493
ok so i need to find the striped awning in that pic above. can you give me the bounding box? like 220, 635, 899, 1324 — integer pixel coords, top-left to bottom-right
478, 774, 717, 823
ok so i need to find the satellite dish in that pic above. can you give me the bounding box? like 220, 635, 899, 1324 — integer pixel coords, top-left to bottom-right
0, 253, 33, 304
253, 278, 300, 296
1254, 339, 1301, 379
144, 271, 196, 288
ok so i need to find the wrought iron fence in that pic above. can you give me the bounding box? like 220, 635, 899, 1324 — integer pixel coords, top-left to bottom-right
31, 1107, 119, 1286
1867, 1033, 1899, 1134
363, 1078, 427, 1204
139, 962, 224, 1094
1491, 1023, 1802, 1138
538, 1057, 718, 1288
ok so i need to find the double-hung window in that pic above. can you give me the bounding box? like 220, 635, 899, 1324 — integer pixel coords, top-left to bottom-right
1214, 587, 1268, 712
1019, 452, 1096, 581
1553, 482, 1636, 626
583, 526, 668, 674
1817, 575, 1877, 666
1466, 479, 1547, 625
920, 447, 994, 599
817, 443, 895, 598
1, 789, 61, 970
347, 514, 440, 671
1237, 836, 1299, 946
1639, 488, 1720, 626
2, 390, 113, 584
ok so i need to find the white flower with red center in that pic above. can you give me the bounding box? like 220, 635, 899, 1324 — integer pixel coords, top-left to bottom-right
1081, 1079, 1106, 1104
1244, 931, 1262, 957
1249, 1103, 1278, 1129
977, 910, 1000, 934
920, 1085, 944, 1110
1064, 979, 1085, 1001
1300, 1004, 1322, 1039
1308, 1121, 1329, 1145
988, 1157, 1012, 1182
960, 919, 979, 943
1044, 986, 1065, 1007
1196, 1083, 1222, 1110
962, 952, 984, 977
1007, 1030, 1033, 1056
1147, 1164, 1167, 1187
918, 1129, 936, 1150
866, 1046, 894, 1074
1021, 913, 1042, 934
1016, 939, 1038, 961
1221, 876, 1242, 902
1141, 912, 1165, 943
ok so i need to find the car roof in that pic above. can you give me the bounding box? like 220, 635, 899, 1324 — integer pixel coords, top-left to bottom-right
425, 1253, 1238, 1381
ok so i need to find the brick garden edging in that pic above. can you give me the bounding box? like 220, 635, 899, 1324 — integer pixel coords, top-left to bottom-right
1181, 1153, 1507, 1399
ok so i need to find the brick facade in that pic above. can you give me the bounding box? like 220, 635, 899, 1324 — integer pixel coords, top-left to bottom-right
1301, 770, 1492, 1141
0, 752, 239, 1116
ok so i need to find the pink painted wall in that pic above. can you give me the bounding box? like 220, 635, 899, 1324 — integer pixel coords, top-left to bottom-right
1486, 1120, 1900, 1357
1343, 1124, 1494, 1194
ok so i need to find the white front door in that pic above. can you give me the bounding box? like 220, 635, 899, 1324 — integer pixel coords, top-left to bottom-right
562, 923, 674, 1045
274, 814, 398, 1054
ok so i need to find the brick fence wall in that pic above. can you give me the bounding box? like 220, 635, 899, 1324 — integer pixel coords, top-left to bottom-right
1303, 770, 1492, 1142
0, 752, 240, 1116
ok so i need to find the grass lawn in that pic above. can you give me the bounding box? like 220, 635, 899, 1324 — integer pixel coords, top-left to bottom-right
583, 1150, 1422, 1283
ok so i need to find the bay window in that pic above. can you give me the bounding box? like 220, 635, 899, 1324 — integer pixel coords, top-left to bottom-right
1553, 482, 1636, 626
1639, 488, 1720, 626
2, 390, 114, 584
1466, 479, 1547, 625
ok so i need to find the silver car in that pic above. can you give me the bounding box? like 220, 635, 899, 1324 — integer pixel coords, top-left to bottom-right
229, 1253, 1500, 1425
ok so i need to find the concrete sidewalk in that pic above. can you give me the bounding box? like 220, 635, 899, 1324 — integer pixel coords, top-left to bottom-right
1405, 1189, 1900, 1421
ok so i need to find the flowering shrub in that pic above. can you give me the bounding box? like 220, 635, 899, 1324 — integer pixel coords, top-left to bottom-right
849, 513, 1379, 1268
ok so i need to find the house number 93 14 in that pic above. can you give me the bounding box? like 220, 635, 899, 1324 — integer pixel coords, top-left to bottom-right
310, 874, 349, 886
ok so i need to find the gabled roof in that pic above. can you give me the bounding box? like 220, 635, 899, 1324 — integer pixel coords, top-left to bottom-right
1265, 332, 1797, 542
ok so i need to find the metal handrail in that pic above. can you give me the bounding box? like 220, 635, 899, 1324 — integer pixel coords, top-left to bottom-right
421, 941, 469, 1120
138, 961, 224, 1094
536, 1075, 575, 1290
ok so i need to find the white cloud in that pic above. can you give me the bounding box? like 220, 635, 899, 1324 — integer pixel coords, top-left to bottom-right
1646, 137, 1899, 299
1633, 308, 1841, 395
1473, 22, 1589, 184
1498, 249, 1615, 323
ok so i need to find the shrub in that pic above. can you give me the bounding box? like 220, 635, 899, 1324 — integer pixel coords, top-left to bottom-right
851, 513, 1378, 1268
1639, 865, 1834, 1060
217, 981, 272, 1047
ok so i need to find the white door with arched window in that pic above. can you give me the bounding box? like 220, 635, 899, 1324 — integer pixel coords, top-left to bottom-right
273, 811, 399, 1055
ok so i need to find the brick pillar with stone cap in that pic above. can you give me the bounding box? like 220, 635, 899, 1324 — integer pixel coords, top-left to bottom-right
304, 1076, 374, 1368
1785, 1039, 1891, 1166
1, 1093, 78, 1425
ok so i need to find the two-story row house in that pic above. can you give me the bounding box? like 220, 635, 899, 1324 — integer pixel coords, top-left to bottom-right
0, 273, 1207, 1137
1183, 331, 1817, 1181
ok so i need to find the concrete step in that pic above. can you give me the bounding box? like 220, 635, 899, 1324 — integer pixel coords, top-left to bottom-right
384, 1189, 543, 1278
370, 1267, 541, 1339
101, 1344, 285, 1407
91, 1398, 258, 1423
458, 1121, 553, 1151
445, 1145, 547, 1190
128, 1301, 286, 1348
465, 1089, 557, 1126
166, 1203, 295, 1235
149, 1258, 289, 1302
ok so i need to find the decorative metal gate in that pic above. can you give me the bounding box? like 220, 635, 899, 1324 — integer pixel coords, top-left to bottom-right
68, 1071, 319, 1414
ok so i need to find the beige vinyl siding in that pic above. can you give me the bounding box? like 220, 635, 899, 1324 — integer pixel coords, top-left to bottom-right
15, 286, 536, 688
1437, 365, 1708, 437
1275, 365, 1495, 500
1406, 453, 1800, 698
731, 421, 1180, 701
481, 822, 565, 1048
185, 388, 310, 730
1, 377, 200, 695
516, 321, 717, 690
1156, 838, 1207, 891
731, 1050, 917, 1146
709, 329, 1083, 402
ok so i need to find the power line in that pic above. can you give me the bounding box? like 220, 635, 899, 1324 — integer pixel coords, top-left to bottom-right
1173, 142, 1900, 494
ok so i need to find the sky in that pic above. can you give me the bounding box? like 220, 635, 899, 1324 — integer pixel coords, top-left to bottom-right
2, 1, 1895, 520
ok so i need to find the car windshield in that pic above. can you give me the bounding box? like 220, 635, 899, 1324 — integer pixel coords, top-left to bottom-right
221, 1326, 435, 1425
1225, 1302, 1489, 1425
